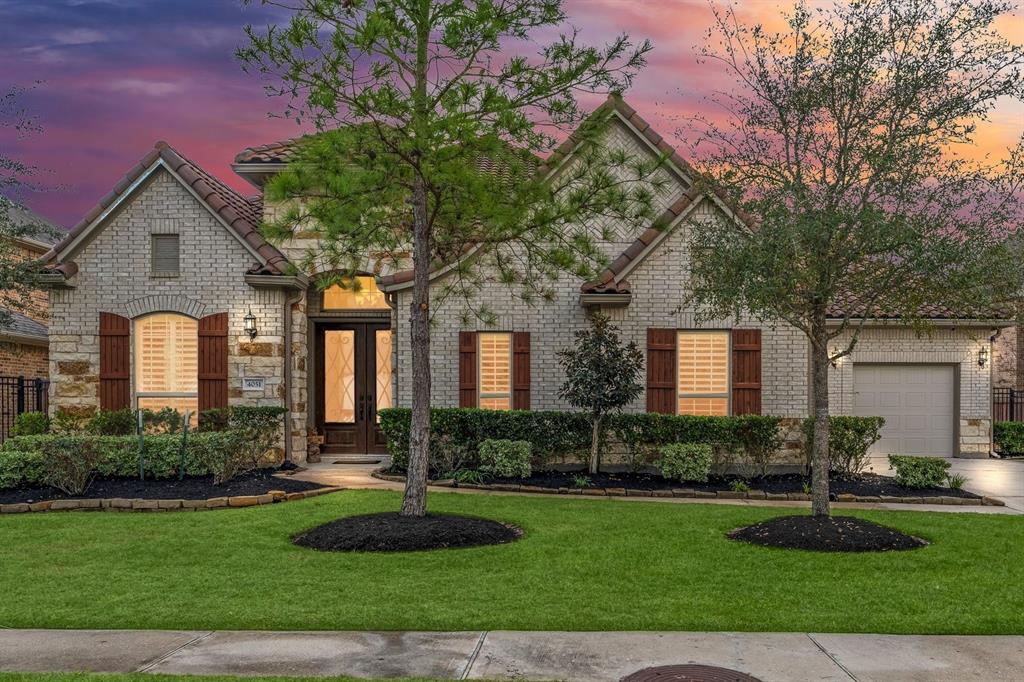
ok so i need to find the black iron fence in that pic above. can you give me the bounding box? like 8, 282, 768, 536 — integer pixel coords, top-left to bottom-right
0, 375, 49, 444
993, 388, 1024, 423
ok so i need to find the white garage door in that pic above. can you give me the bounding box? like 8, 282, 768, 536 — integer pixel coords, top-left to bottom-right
853, 364, 955, 457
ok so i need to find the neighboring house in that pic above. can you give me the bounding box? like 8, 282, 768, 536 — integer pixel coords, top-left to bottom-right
1, 205, 61, 379
39, 96, 1011, 461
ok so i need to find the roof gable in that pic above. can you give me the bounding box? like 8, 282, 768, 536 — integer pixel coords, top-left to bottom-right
44, 142, 291, 276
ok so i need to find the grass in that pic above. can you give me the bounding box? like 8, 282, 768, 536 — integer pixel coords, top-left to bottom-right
0, 489, 1022, 634
0, 674, 460, 682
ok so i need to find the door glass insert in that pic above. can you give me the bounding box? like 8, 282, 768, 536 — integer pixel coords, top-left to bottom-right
324, 330, 356, 423
375, 329, 393, 422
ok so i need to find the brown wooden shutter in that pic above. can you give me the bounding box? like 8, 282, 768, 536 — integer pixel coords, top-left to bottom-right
646, 328, 677, 414
459, 331, 478, 408
512, 331, 530, 410
99, 312, 131, 410
731, 328, 762, 415
198, 312, 229, 411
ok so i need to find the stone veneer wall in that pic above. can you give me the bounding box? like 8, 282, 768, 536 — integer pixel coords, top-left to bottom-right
48, 169, 288, 432
992, 325, 1020, 390
827, 326, 995, 456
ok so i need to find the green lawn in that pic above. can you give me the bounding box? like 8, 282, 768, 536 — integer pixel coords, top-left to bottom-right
1, 489, 1022, 634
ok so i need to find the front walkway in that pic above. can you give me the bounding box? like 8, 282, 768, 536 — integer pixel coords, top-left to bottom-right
2, 628, 1022, 681
287, 460, 1023, 514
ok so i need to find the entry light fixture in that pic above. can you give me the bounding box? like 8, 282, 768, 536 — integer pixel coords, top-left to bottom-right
243, 308, 258, 341
978, 346, 989, 368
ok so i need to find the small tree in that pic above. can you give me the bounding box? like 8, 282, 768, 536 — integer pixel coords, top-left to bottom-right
239, 1, 663, 516
1, 84, 56, 329
686, 0, 1024, 516
558, 312, 643, 474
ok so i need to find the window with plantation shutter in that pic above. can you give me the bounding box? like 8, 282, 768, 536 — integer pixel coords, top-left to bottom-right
151, 234, 180, 275
134, 313, 198, 417
478, 332, 512, 410
677, 331, 730, 416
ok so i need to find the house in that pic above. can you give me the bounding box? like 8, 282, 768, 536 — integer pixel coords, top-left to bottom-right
39, 96, 1011, 461
2, 204, 60, 379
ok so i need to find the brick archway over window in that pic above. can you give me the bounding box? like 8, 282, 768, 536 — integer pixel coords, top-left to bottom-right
124, 295, 210, 320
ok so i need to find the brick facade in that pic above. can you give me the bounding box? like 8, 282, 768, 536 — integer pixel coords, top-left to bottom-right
48, 169, 289, 431
0, 342, 48, 379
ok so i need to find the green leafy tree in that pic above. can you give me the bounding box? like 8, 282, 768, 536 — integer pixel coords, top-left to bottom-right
558, 312, 643, 474
686, 0, 1024, 516
239, 1, 663, 516
1, 84, 56, 329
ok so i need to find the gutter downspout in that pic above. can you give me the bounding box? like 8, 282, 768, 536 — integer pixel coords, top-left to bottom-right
283, 288, 304, 463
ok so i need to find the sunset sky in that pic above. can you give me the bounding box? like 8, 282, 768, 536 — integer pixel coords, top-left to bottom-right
1, 0, 1021, 229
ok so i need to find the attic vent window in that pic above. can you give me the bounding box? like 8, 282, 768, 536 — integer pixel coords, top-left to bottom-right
151, 234, 180, 276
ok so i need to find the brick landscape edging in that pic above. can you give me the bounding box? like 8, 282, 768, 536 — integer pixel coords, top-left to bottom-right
0, 486, 344, 514
371, 472, 1005, 507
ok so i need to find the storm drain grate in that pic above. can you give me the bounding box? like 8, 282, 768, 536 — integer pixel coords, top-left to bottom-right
621, 664, 764, 682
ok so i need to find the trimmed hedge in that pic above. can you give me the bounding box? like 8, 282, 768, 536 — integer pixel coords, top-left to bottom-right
888, 455, 951, 488
379, 407, 782, 473
802, 416, 885, 476
0, 432, 243, 486
994, 421, 1024, 455
479, 439, 532, 478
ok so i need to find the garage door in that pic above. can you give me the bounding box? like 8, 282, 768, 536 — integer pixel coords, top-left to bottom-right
853, 364, 955, 457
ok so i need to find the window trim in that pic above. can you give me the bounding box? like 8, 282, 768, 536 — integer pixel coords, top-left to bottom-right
477, 331, 513, 410
133, 312, 199, 413
676, 329, 731, 416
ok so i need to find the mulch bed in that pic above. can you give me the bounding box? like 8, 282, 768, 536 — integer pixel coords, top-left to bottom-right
729, 515, 929, 552
0, 468, 322, 505
464, 471, 981, 499
293, 512, 522, 553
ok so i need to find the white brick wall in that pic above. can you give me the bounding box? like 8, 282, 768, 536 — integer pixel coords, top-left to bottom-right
49, 168, 289, 423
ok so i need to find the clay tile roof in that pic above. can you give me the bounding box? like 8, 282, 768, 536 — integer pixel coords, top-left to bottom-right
234, 136, 309, 165
44, 142, 291, 277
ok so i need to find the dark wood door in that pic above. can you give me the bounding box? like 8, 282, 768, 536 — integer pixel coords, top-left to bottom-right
316, 322, 392, 454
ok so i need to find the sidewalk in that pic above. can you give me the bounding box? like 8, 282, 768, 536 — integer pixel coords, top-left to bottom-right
1, 628, 1022, 681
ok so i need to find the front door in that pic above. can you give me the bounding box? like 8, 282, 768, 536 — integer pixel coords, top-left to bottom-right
316, 322, 392, 454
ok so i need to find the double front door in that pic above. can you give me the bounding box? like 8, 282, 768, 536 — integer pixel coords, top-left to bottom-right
316, 322, 392, 454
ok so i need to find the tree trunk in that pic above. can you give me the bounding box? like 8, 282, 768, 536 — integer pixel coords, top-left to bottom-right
589, 414, 602, 475
399, 0, 432, 518
400, 177, 432, 517
810, 317, 831, 517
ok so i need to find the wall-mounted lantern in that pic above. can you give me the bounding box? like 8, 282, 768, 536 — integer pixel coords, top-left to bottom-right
978, 345, 989, 368
243, 308, 258, 341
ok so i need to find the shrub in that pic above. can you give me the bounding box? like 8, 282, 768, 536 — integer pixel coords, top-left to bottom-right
0, 450, 44, 489
10, 411, 49, 437
1, 432, 258, 484
199, 408, 230, 432
86, 408, 136, 436
379, 407, 783, 476
947, 472, 969, 490
51, 408, 92, 434
734, 414, 784, 477
802, 416, 885, 476
888, 455, 951, 488
994, 421, 1024, 455
478, 439, 532, 478
658, 443, 713, 483
39, 436, 103, 495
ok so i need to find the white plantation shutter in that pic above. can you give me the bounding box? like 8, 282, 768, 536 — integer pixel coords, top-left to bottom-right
478, 332, 512, 410
134, 313, 198, 415
677, 331, 730, 416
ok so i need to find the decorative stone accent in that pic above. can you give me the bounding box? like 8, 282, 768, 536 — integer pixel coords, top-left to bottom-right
239, 342, 275, 357
228, 495, 259, 507
1, 503, 29, 513
57, 361, 91, 376
0, 487, 343, 514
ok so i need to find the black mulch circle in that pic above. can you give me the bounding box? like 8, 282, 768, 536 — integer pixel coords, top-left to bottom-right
621, 664, 764, 681
728, 515, 928, 552
292, 512, 522, 552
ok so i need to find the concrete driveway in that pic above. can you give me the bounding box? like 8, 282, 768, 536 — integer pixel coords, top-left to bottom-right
868, 455, 1024, 512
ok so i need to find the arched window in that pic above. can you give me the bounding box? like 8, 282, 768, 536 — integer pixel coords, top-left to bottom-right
134, 313, 198, 416
322, 275, 389, 310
